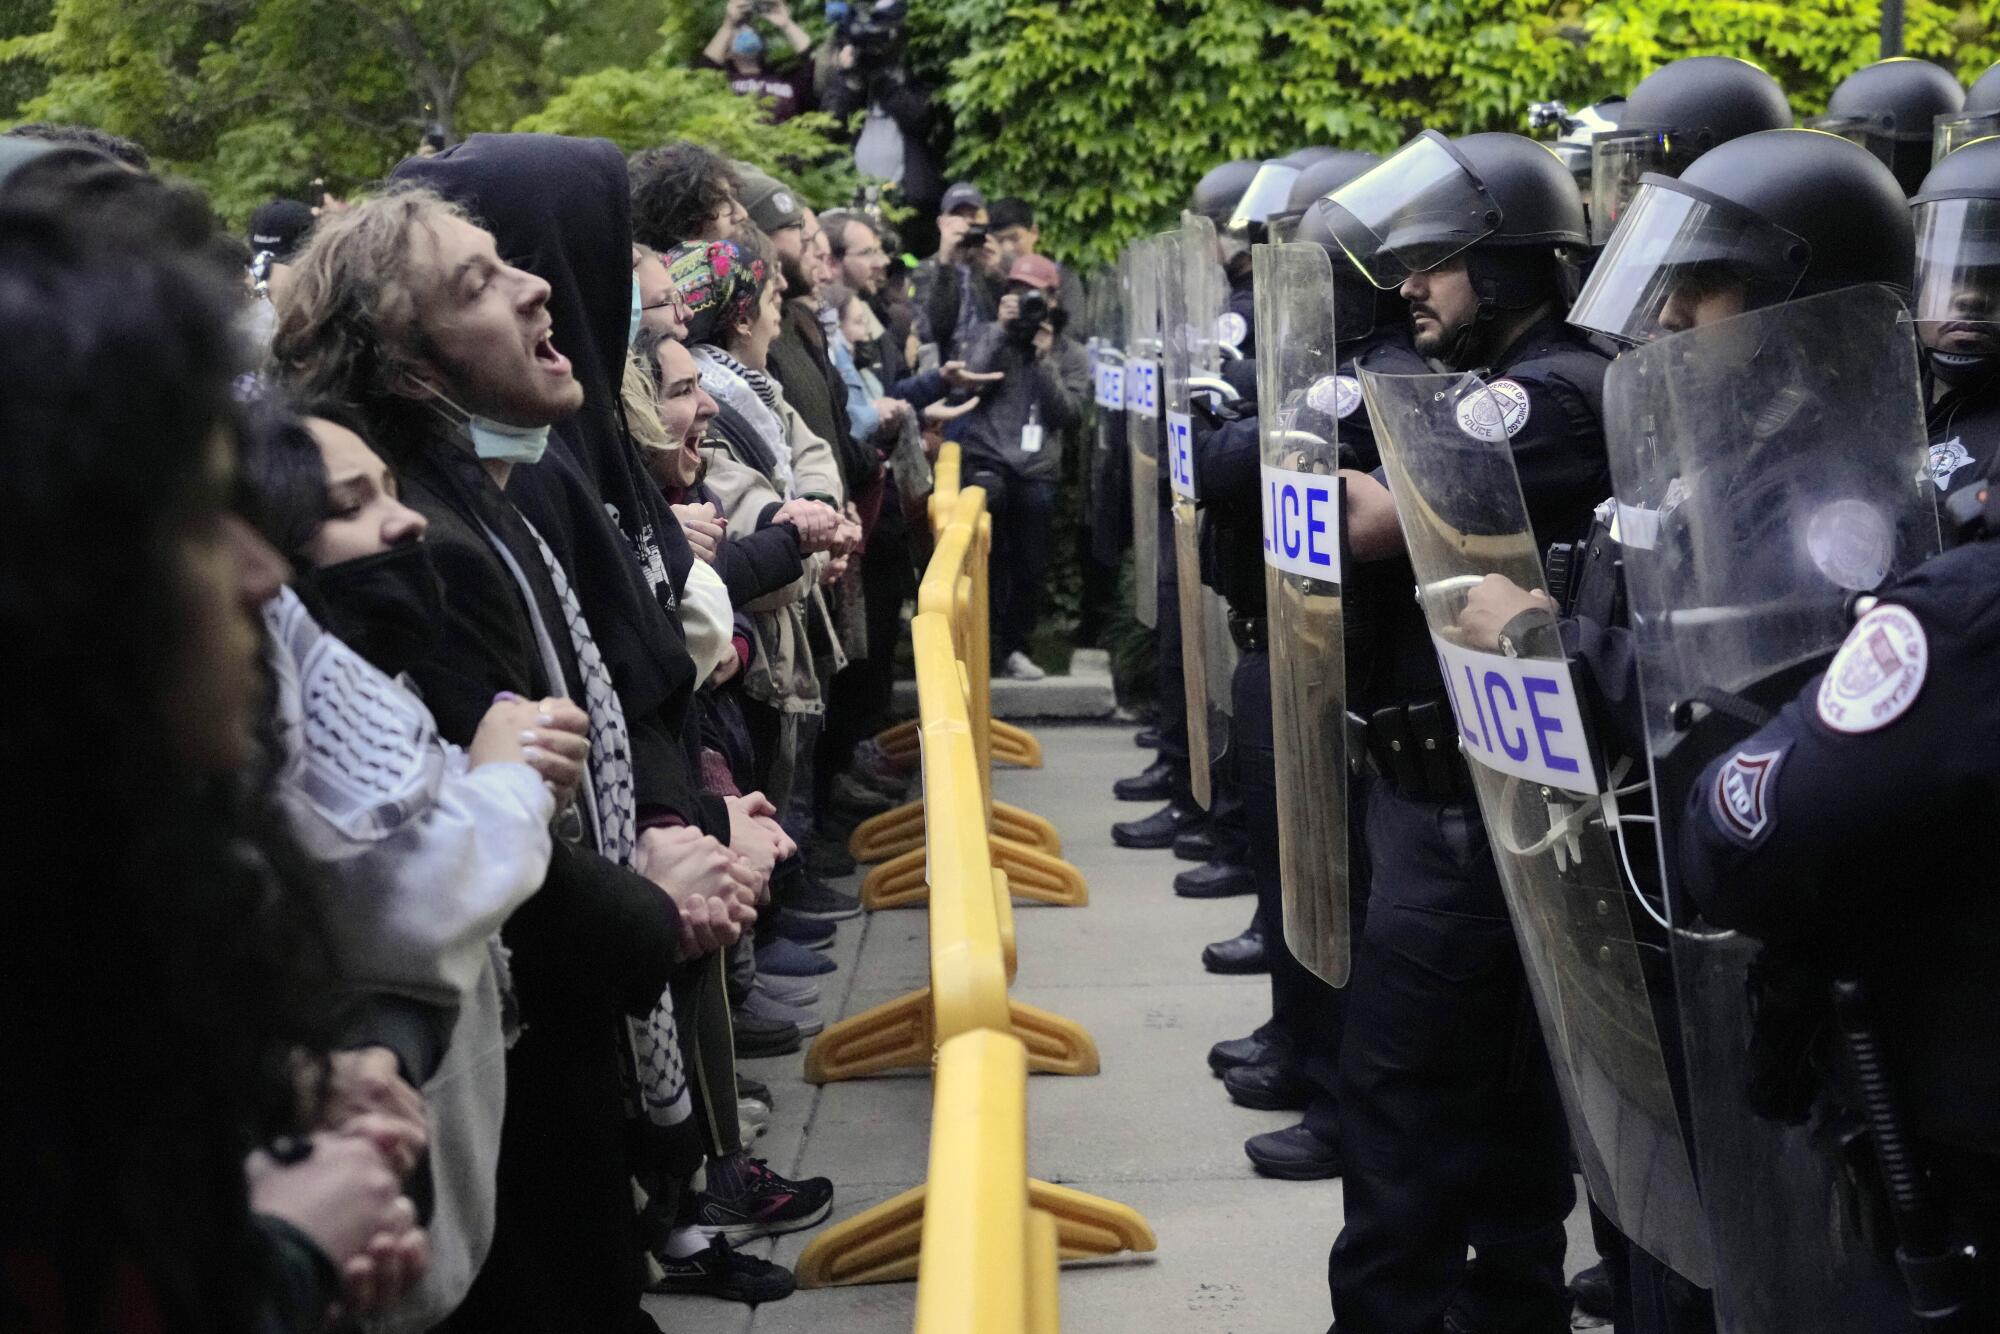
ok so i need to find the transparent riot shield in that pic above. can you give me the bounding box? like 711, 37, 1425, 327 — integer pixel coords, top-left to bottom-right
1184, 211, 1242, 733
1087, 263, 1127, 570
1124, 238, 1163, 628
1160, 224, 1213, 805
1605, 287, 1941, 1334
1254, 242, 1351, 987
1364, 367, 1713, 1285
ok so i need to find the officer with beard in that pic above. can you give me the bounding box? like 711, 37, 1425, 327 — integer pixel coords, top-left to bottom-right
1318, 131, 1609, 1334
1912, 138, 2000, 505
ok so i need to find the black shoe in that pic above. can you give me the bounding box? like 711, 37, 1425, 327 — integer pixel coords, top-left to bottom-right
731, 1009, 802, 1058
1174, 860, 1255, 899
695, 1159, 835, 1241
1208, 1021, 1289, 1075
1202, 925, 1269, 975
1111, 801, 1203, 849
774, 913, 837, 947
1135, 726, 1162, 750
1569, 1261, 1614, 1320
779, 872, 863, 922
1172, 824, 1219, 862
804, 838, 858, 879
649, 1235, 796, 1303
1245, 1123, 1342, 1180
1113, 758, 1178, 802
1223, 1062, 1311, 1111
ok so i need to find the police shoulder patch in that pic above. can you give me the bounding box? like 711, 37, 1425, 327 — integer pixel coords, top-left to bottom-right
1711, 745, 1787, 847
1929, 437, 1974, 492
1306, 373, 1364, 420
1454, 377, 1532, 443
1815, 603, 1929, 734
1217, 311, 1248, 351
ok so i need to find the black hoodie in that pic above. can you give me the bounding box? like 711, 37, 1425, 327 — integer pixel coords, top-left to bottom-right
395, 134, 726, 838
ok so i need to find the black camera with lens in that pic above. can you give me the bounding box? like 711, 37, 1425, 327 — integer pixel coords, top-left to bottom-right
829, 0, 906, 62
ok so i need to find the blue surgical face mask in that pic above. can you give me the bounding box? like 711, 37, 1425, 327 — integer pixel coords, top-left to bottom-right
629, 273, 645, 350
732, 26, 765, 59
468, 416, 551, 465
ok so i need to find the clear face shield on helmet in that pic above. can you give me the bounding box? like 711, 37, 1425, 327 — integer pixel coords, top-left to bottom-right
1566, 177, 1810, 344
1809, 112, 1906, 173
1226, 162, 1304, 237
1913, 196, 2000, 358
1934, 111, 2000, 165
1318, 132, 1503, 289
1588, 129, 1703, 246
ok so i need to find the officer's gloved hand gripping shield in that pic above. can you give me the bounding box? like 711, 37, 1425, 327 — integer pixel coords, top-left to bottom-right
1124, 237, 1164, 628
1605, 285, 1940, 1334
1362, 368, 1713, 1287
1254, 241, 1353, 987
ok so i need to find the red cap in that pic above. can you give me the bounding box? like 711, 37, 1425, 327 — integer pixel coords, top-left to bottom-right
1008, 254, 1062, 292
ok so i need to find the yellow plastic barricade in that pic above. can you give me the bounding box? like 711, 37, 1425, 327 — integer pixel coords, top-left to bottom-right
806, 614, 1093, 1084
795, 1030, 1156, 1304
849, 488, 1085, 908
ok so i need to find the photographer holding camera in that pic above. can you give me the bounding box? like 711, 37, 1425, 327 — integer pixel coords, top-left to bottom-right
701, 0, 818, 124
818, 1, 945, 242
947, 253, 1090, 680
916, 181, 1001, 362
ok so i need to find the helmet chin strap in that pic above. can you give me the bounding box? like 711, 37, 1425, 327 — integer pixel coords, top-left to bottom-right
1931, 347, 2000, 394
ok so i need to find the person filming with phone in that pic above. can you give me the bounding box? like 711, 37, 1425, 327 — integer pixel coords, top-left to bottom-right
700, 0, 818, 123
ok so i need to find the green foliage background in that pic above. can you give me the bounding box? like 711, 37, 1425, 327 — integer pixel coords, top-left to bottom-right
6, 0, 2000, 237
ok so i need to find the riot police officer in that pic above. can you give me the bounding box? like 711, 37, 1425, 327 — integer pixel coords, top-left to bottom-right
1462, 127, 1921, 1334
1588, 55, 1791, 246
1317, 130, 1608, 1334
1199, 151, 1433, 1180
1111, 162, 1261, 856
1587, 129, 1997, 1333
1812, 57, 1965, 195
1911, 138, 2000, 501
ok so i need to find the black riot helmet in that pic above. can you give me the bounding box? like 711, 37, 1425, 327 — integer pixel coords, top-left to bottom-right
1528, 96, 1626, 198
1289, 150, 1394, 343
1589, 56, 1791, 245
1933, 61, 2000, 164
1812, 58, 1965, 194
1225, 149, 1337, 242
1570, 128, 1913, 345
1321, 131, 1585, 363
1910, 137, 2000, 387
1191, 159, 1262, 230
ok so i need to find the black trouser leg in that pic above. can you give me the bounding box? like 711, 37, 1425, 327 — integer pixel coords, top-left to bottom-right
673, 953, 742, 1160
1328, 783, 1575, 1334
1152, 492, 1190, 796
992, 477, 1058, 661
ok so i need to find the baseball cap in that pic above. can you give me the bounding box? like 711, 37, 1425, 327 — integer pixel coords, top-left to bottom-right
1008, 254, 1061, 291
940, 181, 987, 215
734, 165, 805, 235
248, 199, 315, 261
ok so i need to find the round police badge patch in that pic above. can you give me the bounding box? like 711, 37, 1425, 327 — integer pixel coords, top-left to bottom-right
1217, 311, 1248, 351
1306, 373, 1364, 420
1930, 437, 1973, 492
1454, 378, 1531, 443
1816, 603, 1928, 734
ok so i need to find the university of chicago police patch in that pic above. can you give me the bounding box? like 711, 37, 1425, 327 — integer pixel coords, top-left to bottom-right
1816, 604, 1928, 734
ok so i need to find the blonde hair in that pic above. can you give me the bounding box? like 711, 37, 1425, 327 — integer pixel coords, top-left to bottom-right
270, 186, 469, 414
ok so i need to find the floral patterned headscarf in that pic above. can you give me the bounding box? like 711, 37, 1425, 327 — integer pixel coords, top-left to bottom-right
667, 239, 769, 348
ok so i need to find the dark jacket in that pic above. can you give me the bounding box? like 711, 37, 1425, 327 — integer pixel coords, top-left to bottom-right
949, 322, 1090, 484
394, 133, 726, 840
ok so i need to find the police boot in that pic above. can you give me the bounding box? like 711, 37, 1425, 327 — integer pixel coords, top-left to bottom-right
1202, 920, 1268, 974
1244, 1123, 1342, 1181
1172, 823, 1219, 862
1207, 1018, 1289, 1075
1174, 860, 1255, 898
1111, 799, 1203, 849
1568, 1262, 1614, 1320
1112, 757, 1178, 801
1134, 725, 1162, 749
1223, 1062, 1312, 1111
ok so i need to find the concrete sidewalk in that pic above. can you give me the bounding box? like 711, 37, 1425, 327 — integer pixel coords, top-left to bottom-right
647, 722, 1593, 1333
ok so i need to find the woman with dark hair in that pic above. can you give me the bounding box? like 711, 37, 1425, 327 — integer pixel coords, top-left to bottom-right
0, 194, 423, 1329
239, 404, 594, 1330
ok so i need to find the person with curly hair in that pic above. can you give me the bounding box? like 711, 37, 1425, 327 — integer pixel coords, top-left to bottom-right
629, 140, 747, 250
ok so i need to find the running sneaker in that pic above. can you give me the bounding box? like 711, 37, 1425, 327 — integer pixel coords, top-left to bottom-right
695, 1158, 835, 1241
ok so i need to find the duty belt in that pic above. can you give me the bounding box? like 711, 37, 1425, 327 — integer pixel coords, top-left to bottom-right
1228, 614, 1268, 653
1348, 699, 1472, 801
